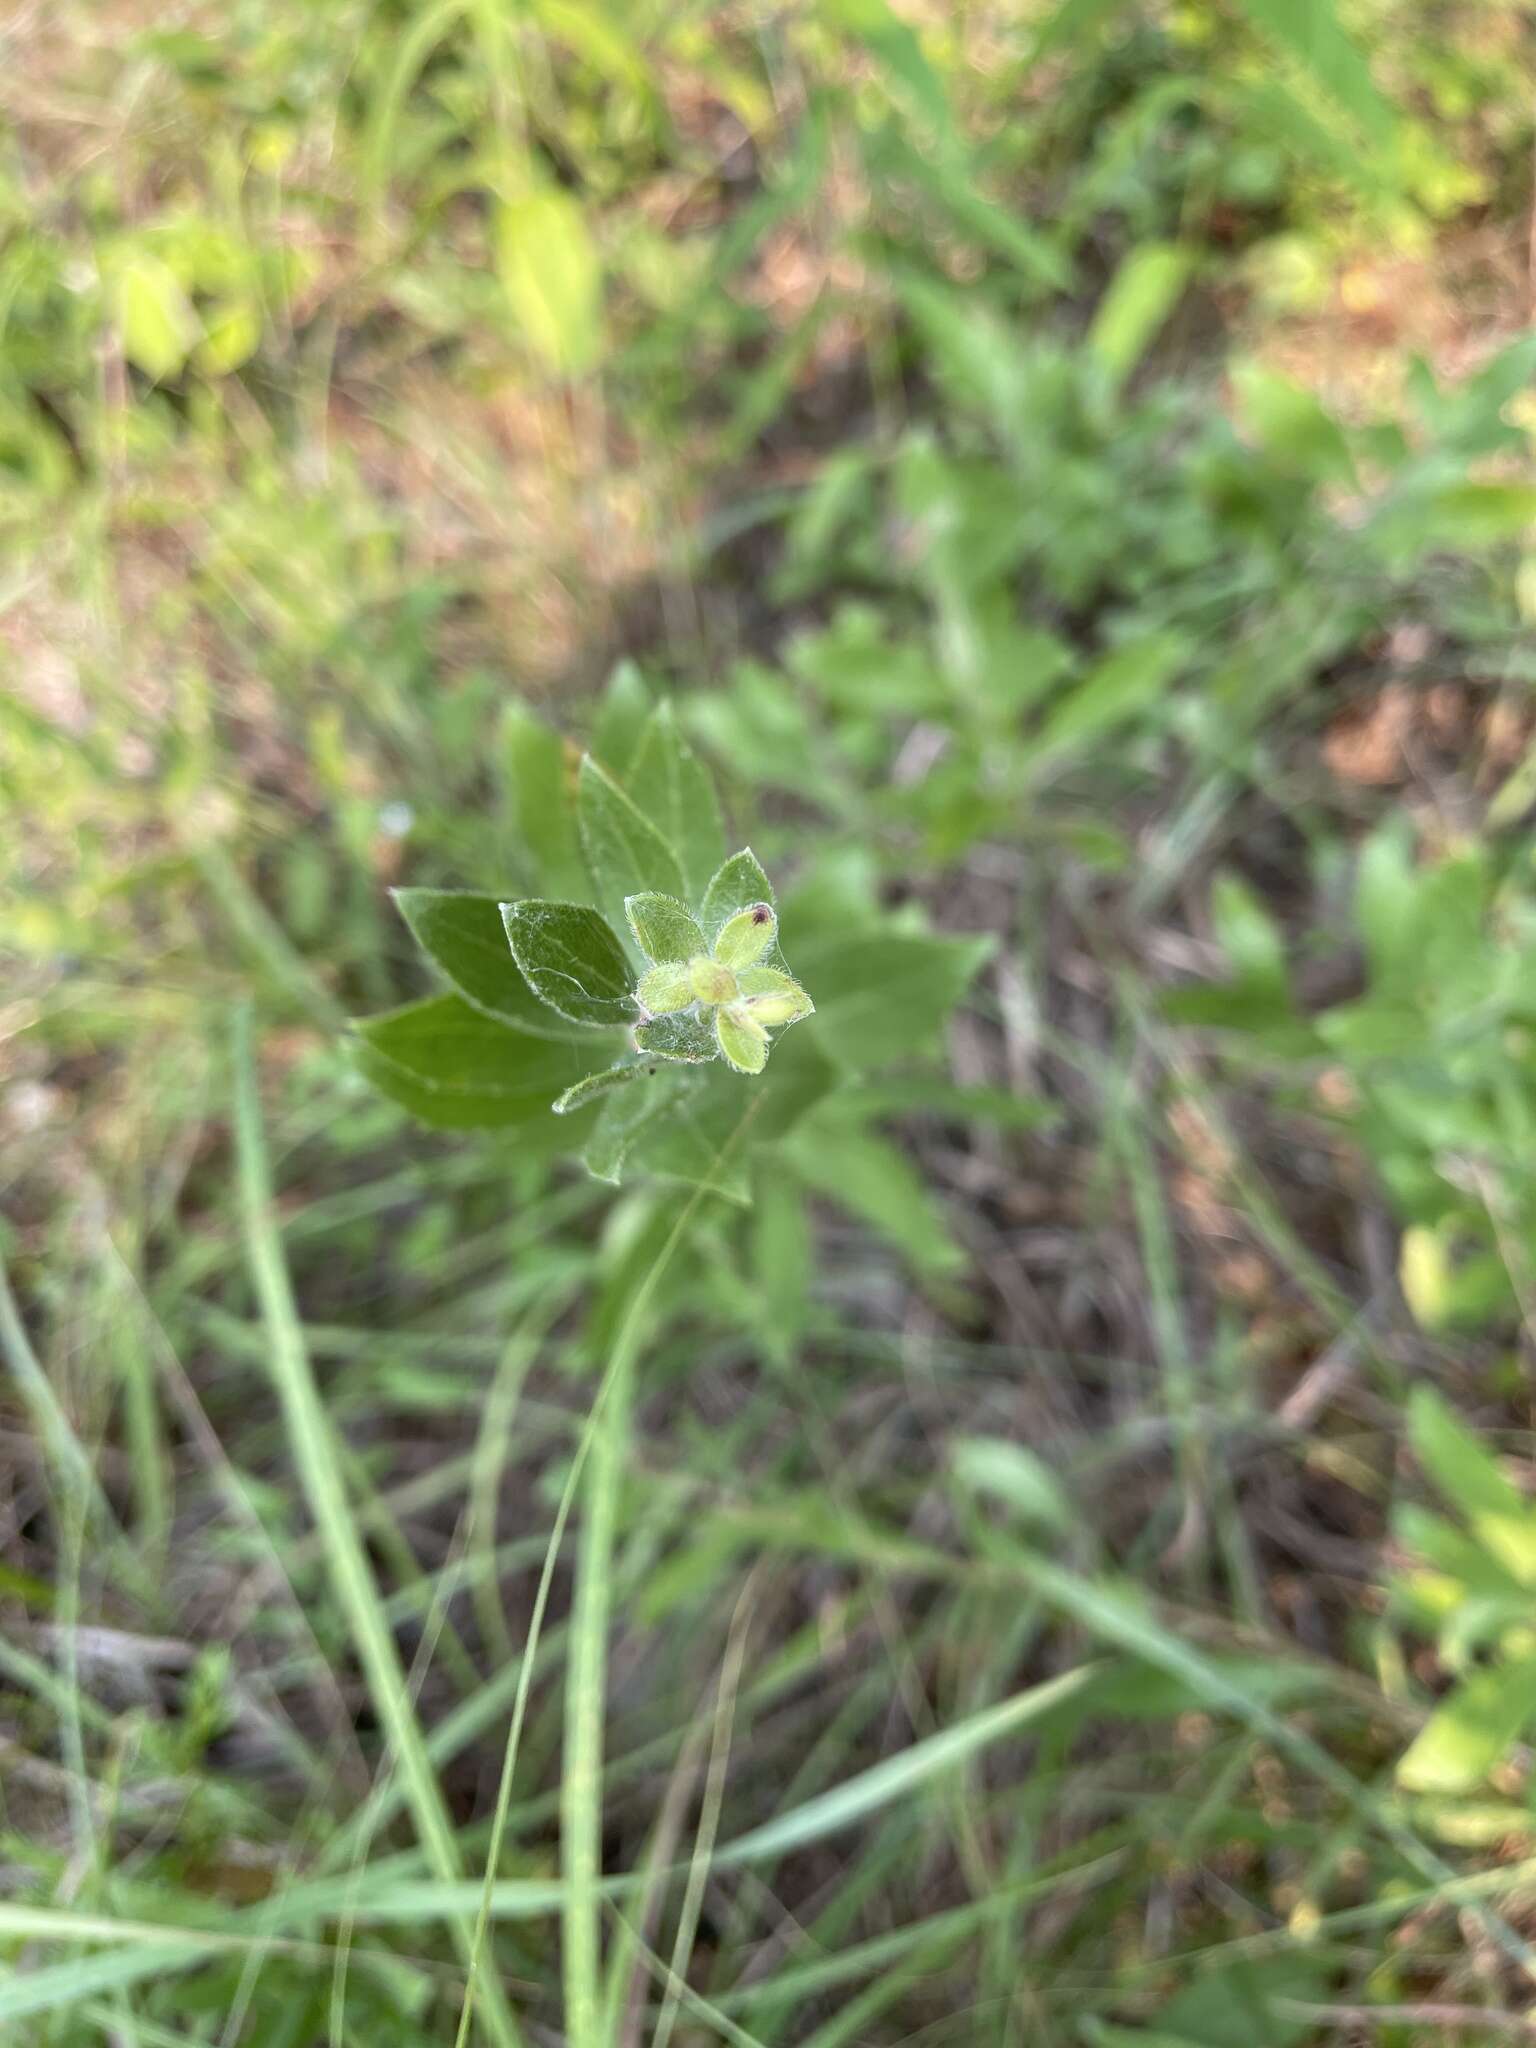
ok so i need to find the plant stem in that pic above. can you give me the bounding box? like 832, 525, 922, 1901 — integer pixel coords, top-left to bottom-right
560, 1105, 764, 2048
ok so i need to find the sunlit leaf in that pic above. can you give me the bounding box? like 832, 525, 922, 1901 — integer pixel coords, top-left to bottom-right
495, 186, 602, 377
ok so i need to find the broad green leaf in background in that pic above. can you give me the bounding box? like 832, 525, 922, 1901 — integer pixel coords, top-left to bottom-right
1036, 632, 1189, 762
577, 753, 686, 946
783, 1118, 964, 1278
795, 930, 991, 1070
1231, 359, 1356, 482
495, 185, 602, 377
501, 899, 635, 1028
1088, 242, 1193, 389
114, 250, 201, 381
952, 1439, 1071, 1532
1400, 1225, 1454, 1332
619, 1031, 836, 1200
1209, 874, 1289, 1001
502, 703, 584, 897
1233, 0, 1396, 146
1397, 1654, 1536, 1794
196, 296, 262, 376
590, 661, 652, 779
393, 888, 594, 1038
1352, 818, 1419, 991
1408, 1385, 1536, 1585
353, 995, 592, 1129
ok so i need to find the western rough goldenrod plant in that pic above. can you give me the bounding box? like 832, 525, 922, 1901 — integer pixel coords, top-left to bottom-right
349, 675, 990, 2048
354, 673, 987, 1201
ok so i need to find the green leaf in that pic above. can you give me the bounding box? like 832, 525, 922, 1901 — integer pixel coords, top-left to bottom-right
501, 703, 584, 896
495, 185, 602, 377
116, 251, 200, 382
584, 1070, 681, 1182
795, 930, 991, 1070
1231, 359, 1355, 482
195, 295, 262, 376
1409, 1386, 1536, 1586
636, 962, 695, 1015
626, 701, 726, 901
738, 965, 813, 1027
625, 892, 704, 965
634, 1010, 718, 1064
1397, 1655, 1536, 1794
591, 660, 651, 779
552, 1064, 644, 1116
784, 1119, 964, 1276
952, 1439, 1070, 1532
1154, 1951, 1330, 2048
1410, 1386, 1525, 1525
1232, 0, 1395, 145
1088, 242, 1192, 389
1036, 632, 1189, 760
701, 848, 775, 945
353, 994, 592, 1131
501, 900, 634, 1029
716, 1006, 769, 1075
577, 753, 686, 949
713, 902, 777, 970
392, 888, 591, 1038
1210, 874, 1290, 1001
620, 1033, 837, 1200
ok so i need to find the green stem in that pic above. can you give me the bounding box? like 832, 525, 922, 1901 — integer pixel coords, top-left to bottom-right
561, 1106, 764, 2048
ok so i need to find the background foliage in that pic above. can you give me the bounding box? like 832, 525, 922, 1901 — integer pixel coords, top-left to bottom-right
6, 2, 1536, 2042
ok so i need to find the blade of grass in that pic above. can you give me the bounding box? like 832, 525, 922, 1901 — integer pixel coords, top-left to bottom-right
715, 1661, 1099, 1868
231, 1001, 524, 2048
195, 843, 344, 1031
648, 1577, 755, 2048
0, 1255, 116, 1543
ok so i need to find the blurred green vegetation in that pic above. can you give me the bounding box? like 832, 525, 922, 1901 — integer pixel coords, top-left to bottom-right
6, 1, 1536, 2042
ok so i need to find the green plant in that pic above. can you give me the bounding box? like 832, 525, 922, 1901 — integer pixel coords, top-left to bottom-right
1391, 1387, 1536, 1808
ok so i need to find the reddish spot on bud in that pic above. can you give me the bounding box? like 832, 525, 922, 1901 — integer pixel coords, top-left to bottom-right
751, 904, 770, 923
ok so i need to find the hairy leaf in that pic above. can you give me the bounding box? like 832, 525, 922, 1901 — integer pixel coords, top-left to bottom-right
393, 888, 590, 1038
626, 891, 704, 965
501, 900, 634, 1029
701, 848, 775, 944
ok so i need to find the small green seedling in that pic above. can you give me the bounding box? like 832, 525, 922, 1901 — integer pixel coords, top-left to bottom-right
358, 683, 983, 1196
